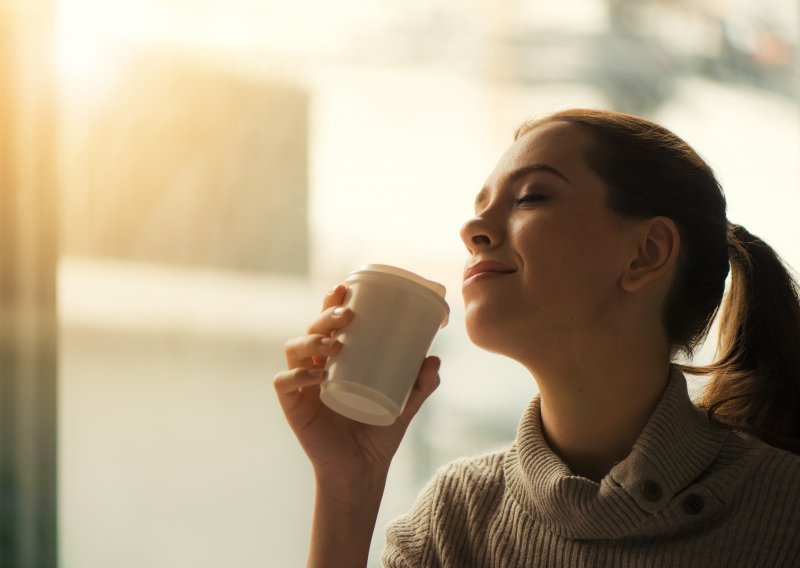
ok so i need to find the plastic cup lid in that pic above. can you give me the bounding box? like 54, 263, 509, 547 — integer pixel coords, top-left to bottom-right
351, 264, 446, 300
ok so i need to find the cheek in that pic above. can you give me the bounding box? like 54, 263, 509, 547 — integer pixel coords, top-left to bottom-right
517, 216, 621, 297
567, 222, 629, 300
515, 217, 578, 282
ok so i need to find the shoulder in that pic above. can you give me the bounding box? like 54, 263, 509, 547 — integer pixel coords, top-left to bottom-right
382, 450, 509, 567
393, 448, 508, 524
429, 450, 508, 499
743, 435, 800, 495
728, 431, 800, 485
719, 432, 800, 522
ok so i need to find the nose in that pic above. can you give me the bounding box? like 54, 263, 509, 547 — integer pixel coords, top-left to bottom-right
459, 215, 501, 254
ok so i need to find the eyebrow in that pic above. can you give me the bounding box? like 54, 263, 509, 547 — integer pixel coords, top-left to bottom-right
473, 163, 571, 210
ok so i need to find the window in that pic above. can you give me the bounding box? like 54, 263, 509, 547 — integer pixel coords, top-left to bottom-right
48, 0, 800, 566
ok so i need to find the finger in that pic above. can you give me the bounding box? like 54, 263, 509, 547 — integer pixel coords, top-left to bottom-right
306, 304, 355, 337
273, 367, 328, 398
321, 284, 348, 311
397, 356, 441, 427
285, 334, 343, 369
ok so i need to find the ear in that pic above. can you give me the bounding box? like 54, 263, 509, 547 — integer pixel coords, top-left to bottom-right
620, 217, 680, 293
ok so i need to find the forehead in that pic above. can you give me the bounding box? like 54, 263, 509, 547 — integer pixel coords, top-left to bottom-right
485, 121, 595, 188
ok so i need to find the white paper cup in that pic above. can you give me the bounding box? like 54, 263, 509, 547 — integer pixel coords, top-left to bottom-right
320, 264, 449, 426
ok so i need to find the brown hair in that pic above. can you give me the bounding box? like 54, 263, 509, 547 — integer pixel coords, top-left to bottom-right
515, 109, 800, 454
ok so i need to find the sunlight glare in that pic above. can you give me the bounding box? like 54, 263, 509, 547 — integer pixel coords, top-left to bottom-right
54, 11, 117, 95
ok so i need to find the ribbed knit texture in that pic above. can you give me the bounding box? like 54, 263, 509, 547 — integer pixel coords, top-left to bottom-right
383, 367, 800, 567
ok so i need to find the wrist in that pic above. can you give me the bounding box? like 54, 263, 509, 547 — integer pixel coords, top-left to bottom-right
314, 467, 388, 500
308, 470, 387, 567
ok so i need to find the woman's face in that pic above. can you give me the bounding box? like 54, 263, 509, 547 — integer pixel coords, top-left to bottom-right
460, 121, 637, 363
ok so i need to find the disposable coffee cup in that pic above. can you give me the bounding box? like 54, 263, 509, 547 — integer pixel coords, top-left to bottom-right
320, 264, 449, 426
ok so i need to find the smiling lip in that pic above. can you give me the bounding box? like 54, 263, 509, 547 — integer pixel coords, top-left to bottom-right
463, 261, 517, 285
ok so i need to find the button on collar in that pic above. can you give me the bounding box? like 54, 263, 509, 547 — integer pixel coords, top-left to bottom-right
641, 480, 663, 502
682, 494, 705, 515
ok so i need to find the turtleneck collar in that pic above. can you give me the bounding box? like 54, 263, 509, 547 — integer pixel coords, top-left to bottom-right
503, 366, 733, 540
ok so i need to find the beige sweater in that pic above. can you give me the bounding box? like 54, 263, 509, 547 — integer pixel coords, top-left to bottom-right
383, 368, 800, 567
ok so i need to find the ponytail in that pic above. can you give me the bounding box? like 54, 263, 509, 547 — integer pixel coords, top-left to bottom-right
687, 224, 800, 454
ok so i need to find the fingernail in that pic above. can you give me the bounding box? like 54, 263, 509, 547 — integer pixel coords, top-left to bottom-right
333, 307, 347, 316
320, 337, 337, 347
308, 368, 327, 377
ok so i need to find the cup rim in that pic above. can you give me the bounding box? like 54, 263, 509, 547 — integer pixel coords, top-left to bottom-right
350, 264, 446, 299
346, 264, 449, 327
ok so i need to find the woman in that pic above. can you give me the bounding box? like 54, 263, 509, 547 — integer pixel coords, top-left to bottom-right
274, 110, 800, 567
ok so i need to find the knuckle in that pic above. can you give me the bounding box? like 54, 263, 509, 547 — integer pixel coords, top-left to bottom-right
272, 371, 288, 389
307, 314, 327, 333
273, 368, 311, 393
284, 336, 300, 352
308, 309, 334, 333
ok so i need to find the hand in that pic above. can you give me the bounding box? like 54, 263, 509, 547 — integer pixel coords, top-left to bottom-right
274, 284, 442, 487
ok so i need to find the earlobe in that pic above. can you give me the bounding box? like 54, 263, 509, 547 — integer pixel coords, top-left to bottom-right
620, 218, 680, 293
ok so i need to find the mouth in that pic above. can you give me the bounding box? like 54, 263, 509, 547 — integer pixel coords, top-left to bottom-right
462, 260, 517, 287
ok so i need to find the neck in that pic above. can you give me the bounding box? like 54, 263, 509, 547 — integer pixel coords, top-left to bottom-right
527, 326, 672, 483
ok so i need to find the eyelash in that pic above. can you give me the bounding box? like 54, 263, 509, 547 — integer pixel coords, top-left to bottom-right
515, 194, 549, 205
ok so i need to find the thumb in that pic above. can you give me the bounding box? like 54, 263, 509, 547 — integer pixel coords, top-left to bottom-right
398, 356, 441, 425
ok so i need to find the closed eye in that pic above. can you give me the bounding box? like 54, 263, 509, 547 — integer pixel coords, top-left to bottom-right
515, 194, 549, 205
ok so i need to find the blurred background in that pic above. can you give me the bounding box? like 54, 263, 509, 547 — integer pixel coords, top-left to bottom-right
1, 0, 798, 566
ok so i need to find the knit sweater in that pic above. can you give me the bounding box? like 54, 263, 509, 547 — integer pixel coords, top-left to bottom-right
383, 367, 800, 567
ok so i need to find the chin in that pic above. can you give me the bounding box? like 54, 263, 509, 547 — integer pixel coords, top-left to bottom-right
464, 304, 514, 354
